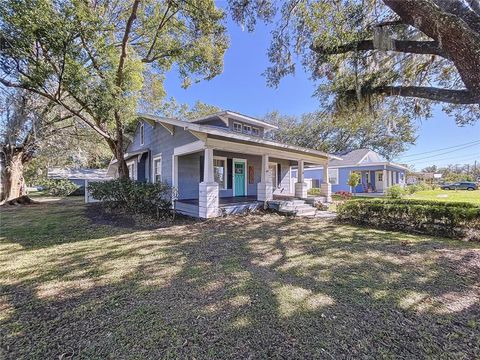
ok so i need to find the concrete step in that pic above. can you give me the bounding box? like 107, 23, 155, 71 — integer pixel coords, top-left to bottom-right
295, 208, 317, 216
279, 204, 314, 212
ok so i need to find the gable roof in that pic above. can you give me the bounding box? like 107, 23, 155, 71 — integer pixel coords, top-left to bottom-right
138, 113, 341, 162
330, 149, 385, 166
328, 148, 408, 170
190, 110, 278, 131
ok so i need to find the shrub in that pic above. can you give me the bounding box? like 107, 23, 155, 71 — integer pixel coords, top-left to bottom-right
334, 191, 353, 200
347, 172, 361, 193
406, 184, 418, 195
337, 198, 480, 239
39, 178, 79, 197
386, 185, 405, 199
307, 187, 322, 196
88, 179, 174, 218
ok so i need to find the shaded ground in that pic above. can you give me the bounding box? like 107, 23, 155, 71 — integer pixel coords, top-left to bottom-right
1, 197, 479, 359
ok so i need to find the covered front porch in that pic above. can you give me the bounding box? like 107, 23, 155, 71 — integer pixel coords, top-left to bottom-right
173, 137, 335, 218
351, 168, 406, 194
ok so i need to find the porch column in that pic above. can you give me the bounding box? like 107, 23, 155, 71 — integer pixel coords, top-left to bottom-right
257, 154, 273, 202
198, 148, 219, 218
383, 169, 387, 192
295, 160, 308, 199
320, 160, 332, 202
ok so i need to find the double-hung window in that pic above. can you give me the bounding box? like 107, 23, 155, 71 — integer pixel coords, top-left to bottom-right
243, 124, 252, 134
233, 122, 242, 132
252, 127, 260, 136
153, 155, 162, 183
127, 161, 136, 180
213, 157, 227, 189
328, 168, 339, 185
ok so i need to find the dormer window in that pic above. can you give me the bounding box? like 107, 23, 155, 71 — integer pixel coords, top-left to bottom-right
243, 124, 252, 134
252, 127, 259, 136
233, 122, 242, 132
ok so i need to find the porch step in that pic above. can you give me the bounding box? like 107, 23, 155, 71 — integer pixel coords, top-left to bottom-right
268, 199, 317, 217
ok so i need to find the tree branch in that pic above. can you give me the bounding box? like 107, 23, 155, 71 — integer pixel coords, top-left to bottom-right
116, 0, 140, 88
310, 39, 448, 58
433, 0, 480, 33
346, 85, 479, 104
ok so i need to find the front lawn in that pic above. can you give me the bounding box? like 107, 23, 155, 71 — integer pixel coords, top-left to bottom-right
1, 197, 479, 359
408, 189, 480, 204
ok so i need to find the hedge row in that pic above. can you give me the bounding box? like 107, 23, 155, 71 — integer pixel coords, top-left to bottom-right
350, 198, 479, 208
337, 198, 480, 239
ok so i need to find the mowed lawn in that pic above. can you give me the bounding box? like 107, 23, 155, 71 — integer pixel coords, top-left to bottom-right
1, 198, 479, 359
408, 189, 480, 204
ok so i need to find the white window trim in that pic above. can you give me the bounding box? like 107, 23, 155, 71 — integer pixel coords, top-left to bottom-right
127, 160, 136, 180
252, 127, 260, 136
140, 123, 145, 146
152, 153, 162, 183
329, 168, 339, 185
232, 158, 248, 196
213, 156, 227, 190
243, 124, 252, 134
233, 122, 243, 133
269, 162, 278, 188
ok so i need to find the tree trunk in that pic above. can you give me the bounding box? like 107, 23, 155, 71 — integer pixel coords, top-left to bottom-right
1, 149, 27, 203
116, 146, 129, 179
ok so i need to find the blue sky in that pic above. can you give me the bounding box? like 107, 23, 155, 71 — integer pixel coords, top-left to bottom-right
164, 17, 480, 171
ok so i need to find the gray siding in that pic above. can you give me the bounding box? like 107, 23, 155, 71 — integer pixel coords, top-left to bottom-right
175, 150, 293, 200
126, 120, 198, 186
178, 152, 201, 199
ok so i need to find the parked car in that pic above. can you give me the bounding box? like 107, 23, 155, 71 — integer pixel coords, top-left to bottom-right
440, 182, 478, 191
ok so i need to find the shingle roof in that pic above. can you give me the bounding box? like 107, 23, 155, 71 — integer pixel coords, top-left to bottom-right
330, 149, 386, 166
48, 168, 110, 180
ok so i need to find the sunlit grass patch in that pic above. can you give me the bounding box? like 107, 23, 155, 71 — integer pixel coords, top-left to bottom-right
0, 197, 479, 359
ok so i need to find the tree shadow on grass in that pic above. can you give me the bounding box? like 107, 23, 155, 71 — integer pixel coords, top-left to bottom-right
0, 213, 479, 359
0, 197, 197, 250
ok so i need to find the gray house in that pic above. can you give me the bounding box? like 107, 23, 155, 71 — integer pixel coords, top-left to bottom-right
107, 111, 338, 218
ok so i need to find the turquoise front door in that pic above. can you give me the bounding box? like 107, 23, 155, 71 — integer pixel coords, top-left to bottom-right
234, 161, 246, 196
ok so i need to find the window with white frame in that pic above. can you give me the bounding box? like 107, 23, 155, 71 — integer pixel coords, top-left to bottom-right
328, 168, 339, 185
213, 157, 227, 189
233, 122, 242, 132
252, 127, 260, 136
243, 124, 252, 134
378, 172, 384, 181
153, 155, 162, 183
127, 161, 135, 180
140, 123, 144, 145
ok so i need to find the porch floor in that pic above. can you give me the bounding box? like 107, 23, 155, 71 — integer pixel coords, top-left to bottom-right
177, 196, 259, 206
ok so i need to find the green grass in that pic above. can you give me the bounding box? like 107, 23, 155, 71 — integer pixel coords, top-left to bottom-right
1, 197, 479, 359
408, 189, 480, 204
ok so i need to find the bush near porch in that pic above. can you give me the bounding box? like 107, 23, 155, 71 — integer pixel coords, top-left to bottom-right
337, 198, 480, 240
88, 179, 174, 218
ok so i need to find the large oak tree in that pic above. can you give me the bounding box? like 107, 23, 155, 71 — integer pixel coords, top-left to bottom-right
0, 0, 228, 178
231, 0, 480, 124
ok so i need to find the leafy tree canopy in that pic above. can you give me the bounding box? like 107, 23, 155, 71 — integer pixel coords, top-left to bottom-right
0, 0, 228, 177
266, 108, 416, 160
232, 0, 480, 124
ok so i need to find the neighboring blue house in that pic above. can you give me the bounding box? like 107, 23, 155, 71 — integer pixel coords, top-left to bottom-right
105, 111, 339, 218
291, 149, 408, 194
